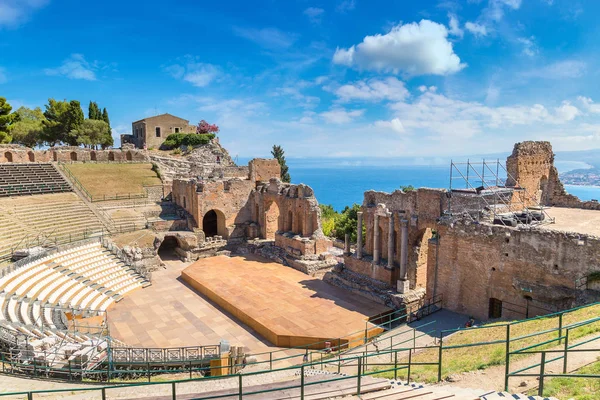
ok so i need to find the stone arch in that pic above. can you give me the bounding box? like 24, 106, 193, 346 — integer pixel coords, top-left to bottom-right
157, 235, 184, 260
3, 151, 13, 162
126, 151, 132, 161
413, 228, 434, 290
53, 152, 58, 161
539, 175, 549, 205
108, 151, 115, 161
203, 209, 227, 238
70, 151, 78, 162
264, 201, 280, 240
27, 151, 35, 162
90, 151, 97, 161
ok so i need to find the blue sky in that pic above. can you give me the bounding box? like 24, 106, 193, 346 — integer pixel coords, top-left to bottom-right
1, 0, 600, 159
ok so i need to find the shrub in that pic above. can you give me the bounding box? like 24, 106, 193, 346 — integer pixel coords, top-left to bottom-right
161, 133, 215, 150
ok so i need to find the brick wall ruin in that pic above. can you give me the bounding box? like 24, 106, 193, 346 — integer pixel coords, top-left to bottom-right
171, 158, 330, 257
0, 145, 148, 163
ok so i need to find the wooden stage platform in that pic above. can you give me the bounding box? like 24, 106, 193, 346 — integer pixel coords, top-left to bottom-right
181, 255, 390, 349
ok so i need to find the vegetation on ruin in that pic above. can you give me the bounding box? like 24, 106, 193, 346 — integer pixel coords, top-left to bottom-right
161, 133, 215, 150
66, 163, 161, 197
271, 144, 291, 182
319, 203, 365, 243
400, 185, 415, 192
374, 304, 600, 383
0, 97, 15, 143
536, 359, 600, 399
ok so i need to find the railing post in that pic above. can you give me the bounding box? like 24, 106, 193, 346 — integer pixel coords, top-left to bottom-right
27, 393, 32, 400
189, 360, 192, 379
147, 362, 150, 382
504, 324, 511, 391
238, 373, 243, 400
407, 350, 412, 384
102, 388, 107, 400
394, 350, 398, 381
437, 334, 443, 382
300, 365, 305, 400
269, 351, 273, 369
538, 352, 546, 397
563, 328, 569, 374
357, 356, 362, 395
413, 329, 416, 354
558, 313, 563, 345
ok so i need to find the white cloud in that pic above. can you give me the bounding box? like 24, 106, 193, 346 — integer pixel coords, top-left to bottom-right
578, 96, 600, 114
165, 58, 221, 87
44, 54, 97, 81
330, 77, 409, 102
332, 20, 466, 76
448, 14, 463, 38
303, 7, 324, 24
320, 107, 364, 124
233, 27, 297, 49
374, 118, 405, 133
464, 22, 488, 36
523, 60, 587, 79
554, 101, 581, 122
0, 0, 48, 28
0, 67, 6, 84
517, 36, 538, 57
272, 85, 320, 109
336, 0, 356, 13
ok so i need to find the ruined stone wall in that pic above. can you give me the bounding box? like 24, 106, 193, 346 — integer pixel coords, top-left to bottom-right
427, 221, 600, 320
506, 141, 600, 210
249, 158, 281, 182
0, 145, 148, 164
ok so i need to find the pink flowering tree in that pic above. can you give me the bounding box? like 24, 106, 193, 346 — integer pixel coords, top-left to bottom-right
196, 120, 219, 134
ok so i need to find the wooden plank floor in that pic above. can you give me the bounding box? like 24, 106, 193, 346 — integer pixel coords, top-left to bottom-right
182, 255, 390, 348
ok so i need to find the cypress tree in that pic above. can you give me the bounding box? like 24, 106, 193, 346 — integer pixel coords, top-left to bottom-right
102, 108, 110, 129
271, 144, 291, 183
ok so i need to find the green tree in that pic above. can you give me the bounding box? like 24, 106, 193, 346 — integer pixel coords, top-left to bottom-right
42, 99, 70, 146
333, 204, 364, 243
88, 101, 101, 120
9, 107, 45, 147
102, 108, 110, 129
319, 204, 338, 237
271, 144, 291, 182
70, 119, 111, 149
0, 97, 15, 144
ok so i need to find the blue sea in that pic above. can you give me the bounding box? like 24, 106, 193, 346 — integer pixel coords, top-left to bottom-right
289, 164, 600, 211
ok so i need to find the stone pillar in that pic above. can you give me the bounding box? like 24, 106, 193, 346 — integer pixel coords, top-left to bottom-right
344, 233, 350, 256
387, 212, 394, 269
356, 211, 363, 259
398, 218, 409, 293
373, 214, 380, 264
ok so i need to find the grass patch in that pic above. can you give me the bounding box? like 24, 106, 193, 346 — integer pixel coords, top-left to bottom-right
536, 358, 600, 399
67, 163, 161, 198
374, 304, 600, 383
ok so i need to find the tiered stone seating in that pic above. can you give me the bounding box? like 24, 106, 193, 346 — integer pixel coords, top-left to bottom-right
0, 163, 71, 197
0, 192, 106, 263
0, 241, 148, 369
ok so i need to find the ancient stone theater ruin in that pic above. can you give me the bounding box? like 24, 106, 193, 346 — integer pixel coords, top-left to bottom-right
0, 138, 598, 398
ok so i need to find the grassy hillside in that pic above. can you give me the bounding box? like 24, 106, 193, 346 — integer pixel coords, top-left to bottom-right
67, 163, 161, 198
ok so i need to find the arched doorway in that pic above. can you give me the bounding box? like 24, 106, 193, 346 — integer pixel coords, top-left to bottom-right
3, 152, 12, 162
414, 228, 433, 289
53, 152, 58, 161
287, 210, 293, 232
126, 151, 132, 161
203, 209, 227, 238
108, 152, 115, 161
27, 151, 35, 162
539, 175, 548, 205
264, 201, 280, 240
90, 151, 97, 161
70, 152, 78, 161
297, 212, 303, 236
158, 236, 180, 260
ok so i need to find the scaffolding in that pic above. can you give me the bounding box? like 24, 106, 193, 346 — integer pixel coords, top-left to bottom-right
447, 159, 554, 226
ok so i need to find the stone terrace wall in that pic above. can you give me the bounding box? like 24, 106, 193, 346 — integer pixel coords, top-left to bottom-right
0, 145, 148, 163
428, 220, 600, 320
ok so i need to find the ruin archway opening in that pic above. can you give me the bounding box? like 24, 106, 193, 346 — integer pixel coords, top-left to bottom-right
27, 151, 35, 162
264, 201, 280, 240
108, 152, 115, 161
158, 236, 180, 260
126, 151, 132, 161
4, 152, 12, 162
414, 228, 433, 289
90, 151, 97, 161
53, 152, 58, 162
539, 175, 548, 205
297, 212, 304, 236
203, 209, 227, 239
70, 152, 78, 162
287, 210, 293, 232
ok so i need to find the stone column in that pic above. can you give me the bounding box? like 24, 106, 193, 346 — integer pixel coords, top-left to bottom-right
400, 219, 409, 280
344, 233, 350, 256
387, 212, 394, 269
373, 214, 380, 264
356, 211, 363, 259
